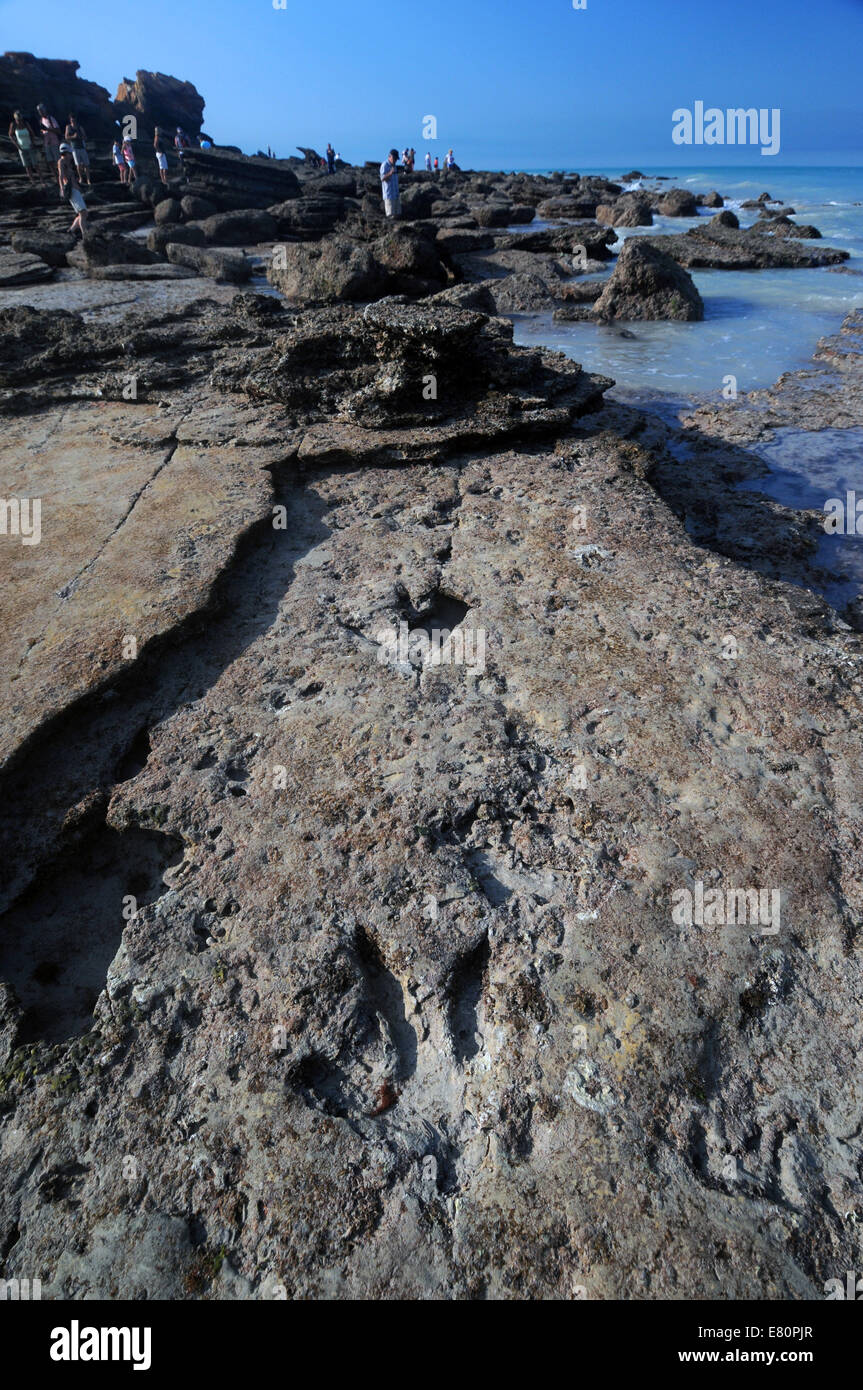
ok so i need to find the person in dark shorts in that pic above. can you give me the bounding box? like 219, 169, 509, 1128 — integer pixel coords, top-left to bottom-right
57, 143, 88, 235
64, 114, 91, 187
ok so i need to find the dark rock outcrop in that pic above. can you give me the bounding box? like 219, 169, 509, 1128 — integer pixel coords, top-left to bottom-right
269, 195, 351, 240
710, 209, 739, 229
0, 246, 53, 285
180, 194, 216, 221
196, 208, 278, 245
593, 238, 704, 321
66, 232, 160, 269
181, 149, 301, 211
657, 188, 698, 217
146, 224, 207, 254
214, 296, 611, 458
596, 194, 653, 228
0, 54, 205, 147
153, 198, 182, 225
114, 70, 204, 139
0, 52, 114, 140
268, 225, 448, 305
165, 242, 252, 282
647, 221, 848, 270
9, 230, 75, 267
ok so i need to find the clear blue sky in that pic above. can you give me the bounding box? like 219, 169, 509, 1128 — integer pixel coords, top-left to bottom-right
3, 0, 863, 168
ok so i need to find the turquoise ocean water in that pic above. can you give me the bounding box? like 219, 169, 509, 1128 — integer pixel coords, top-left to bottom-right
511, 167, 863, 603
512, 166, 863, 404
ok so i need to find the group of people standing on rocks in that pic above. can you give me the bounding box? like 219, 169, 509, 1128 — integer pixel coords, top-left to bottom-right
380, 145, 457, 216
426, 148, 456, 173
6, 98, 215, 236
111, 126, 198, 185
8, 105, 93, 188
399, 147, 456, 175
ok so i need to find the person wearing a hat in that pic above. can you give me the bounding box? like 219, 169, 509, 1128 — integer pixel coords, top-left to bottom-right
380, 148, 401, 218
57, 142, 88, 235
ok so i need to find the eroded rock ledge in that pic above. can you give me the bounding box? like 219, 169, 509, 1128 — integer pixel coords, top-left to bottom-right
0, 280, 862, 1303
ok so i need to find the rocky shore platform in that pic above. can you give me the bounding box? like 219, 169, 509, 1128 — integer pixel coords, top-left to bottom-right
1, 124, 862, 1301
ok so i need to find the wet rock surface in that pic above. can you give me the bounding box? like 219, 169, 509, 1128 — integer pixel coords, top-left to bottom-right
646, 221, 849, 270
593, 239, 704, 322
1, 143, 862, 1303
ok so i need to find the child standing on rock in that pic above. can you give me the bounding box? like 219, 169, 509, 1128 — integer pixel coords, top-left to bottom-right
122, 138, 137, 182
112, 138, 127, 182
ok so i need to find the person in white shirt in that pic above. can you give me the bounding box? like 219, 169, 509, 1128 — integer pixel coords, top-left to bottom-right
380, 148, 401, 217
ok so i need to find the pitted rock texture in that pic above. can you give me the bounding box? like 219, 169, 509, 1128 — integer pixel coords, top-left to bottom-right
0, 283, 862, 1302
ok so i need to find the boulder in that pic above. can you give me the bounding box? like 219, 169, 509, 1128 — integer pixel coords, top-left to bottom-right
67, 232, 160, 268
494, 223, 617, 261
710, 209, 739, 229
268, 238, 384, 304
483, 272, 556, 312
304, 172, 358, 197
753, 216, 822, 240
165, 243, 252, 282
154, 198, 182, 225
268, 195, 349, 240
434, 227, 495, 254
657, 188, 698, 217
596, 195, 653, 228
469, 202, 519, 228
373, 224, 449, 290
536, 195, 599, 220
197, 209, 278, 245
397, 184, 437, 221
552, 303, 593, 322
702, 190, 724, 208
0, 247, 54, 286
131, 177, 169, 207
10, 230, 75, 268
146, 224, 207, 254
268, 225, 448, 305
593, 238, 704, 321
180, 194, 216, 220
